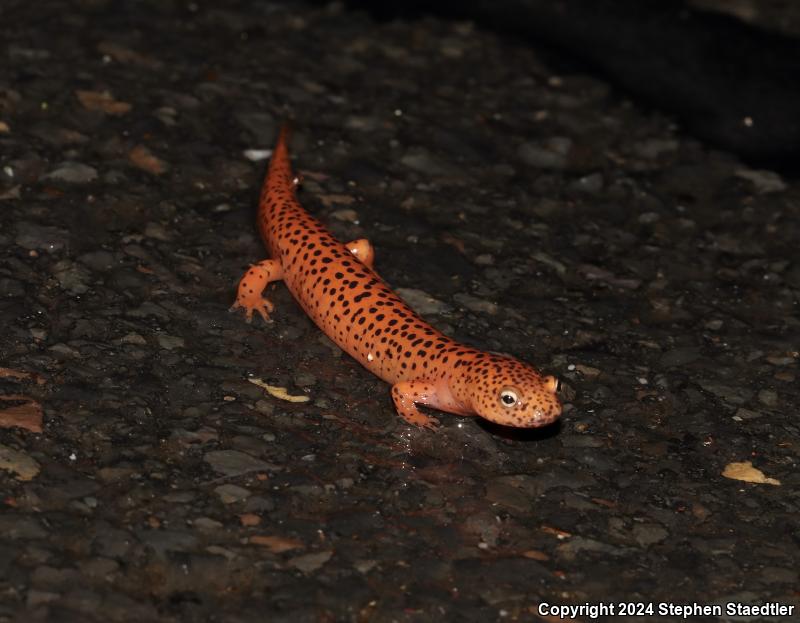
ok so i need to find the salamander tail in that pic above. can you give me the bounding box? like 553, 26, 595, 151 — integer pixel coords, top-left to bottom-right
267, 122, 294, 187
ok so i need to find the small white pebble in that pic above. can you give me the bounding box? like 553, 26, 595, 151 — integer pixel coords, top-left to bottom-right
637, 377, 649, 385
367, 353, 374, 362
243, 149, 272, 162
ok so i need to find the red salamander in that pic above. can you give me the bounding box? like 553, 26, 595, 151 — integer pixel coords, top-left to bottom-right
232, 127, 562, 430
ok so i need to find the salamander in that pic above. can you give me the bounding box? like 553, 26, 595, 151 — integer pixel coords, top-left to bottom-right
232, 126, 561, 430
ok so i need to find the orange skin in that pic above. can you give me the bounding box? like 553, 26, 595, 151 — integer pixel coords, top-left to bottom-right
232, 127, 562, 430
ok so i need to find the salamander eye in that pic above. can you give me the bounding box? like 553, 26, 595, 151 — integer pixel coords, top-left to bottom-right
500, 389, 518, 407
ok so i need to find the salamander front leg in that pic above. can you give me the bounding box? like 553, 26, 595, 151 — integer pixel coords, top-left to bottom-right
390, 381, 441, 430
346, 238, 375, 270
230, 258, 284, 323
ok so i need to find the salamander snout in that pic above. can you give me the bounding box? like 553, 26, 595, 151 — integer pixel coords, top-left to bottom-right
468, 358, 562, 428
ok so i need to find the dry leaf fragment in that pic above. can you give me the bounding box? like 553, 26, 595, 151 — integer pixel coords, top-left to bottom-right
0, 368, 45, 384
540, 525, 572, 539
247, 378, 310, 403
0, 395, 43, 433
574, 364, 602, 379
0, 444, 41, 481
318, 194, 355, 208
129, 145, 168, 175
249, 535, 303, 553
240, 513, 262, 527
722, 461, 781, 486
297, 170, 328, 182
76, 90, 132, 116
521, 550, 550, 561
97, 41, 163, 69
441, 232, 466, 254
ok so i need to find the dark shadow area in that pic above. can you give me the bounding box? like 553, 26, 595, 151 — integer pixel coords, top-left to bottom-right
478, 417, 563, 442
340, 0, 800, 176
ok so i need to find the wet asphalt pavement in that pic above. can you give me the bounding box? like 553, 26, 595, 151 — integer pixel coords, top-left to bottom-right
1, 1, 799, 622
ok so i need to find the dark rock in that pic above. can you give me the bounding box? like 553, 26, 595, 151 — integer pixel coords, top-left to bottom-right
203, 450, 276, 476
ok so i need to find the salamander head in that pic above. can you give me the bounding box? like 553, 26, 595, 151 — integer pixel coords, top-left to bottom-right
466, 356, 562, 428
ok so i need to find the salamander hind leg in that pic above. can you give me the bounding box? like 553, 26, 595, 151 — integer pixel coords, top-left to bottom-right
346, 238, 375, 270
230, 259, 284, 323
390, 381, 441, 430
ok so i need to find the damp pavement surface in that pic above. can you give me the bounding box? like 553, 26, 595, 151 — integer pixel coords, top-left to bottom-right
1, 2, 799, 622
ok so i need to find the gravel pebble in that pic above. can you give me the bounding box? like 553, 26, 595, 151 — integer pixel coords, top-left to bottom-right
395, 288, 451, 315
213, 483, 251, 504
15, 221, 69, 252
203, 450, 275, 476
42, 161, 98, 183
287, 550, 333, 574
517, 137, 572, 169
